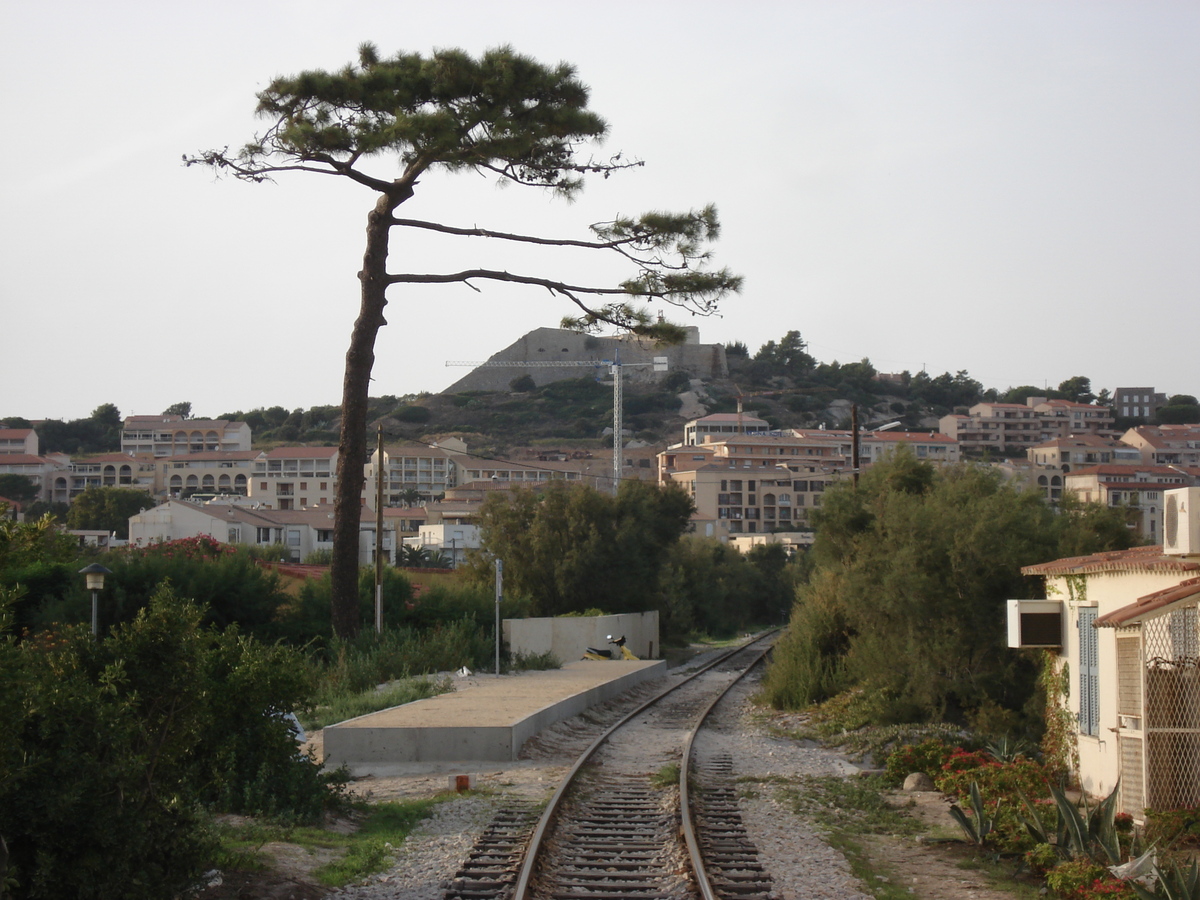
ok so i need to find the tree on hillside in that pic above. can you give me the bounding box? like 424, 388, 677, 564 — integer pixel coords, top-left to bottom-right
162, 401, 192, 419
1056, 375, 1095, 405
189, 45, 740, 638
0, 474, 39, 505
1156, 395, 1200, 425
468, 479, 693, 616
66, 487, 156, 540
752, 330, 815, 379
760, 449, 1136, 731
909, 370, 984, 411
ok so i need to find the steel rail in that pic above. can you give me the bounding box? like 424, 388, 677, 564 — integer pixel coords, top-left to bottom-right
509, 633, 774, 900
679, 639, 776, 900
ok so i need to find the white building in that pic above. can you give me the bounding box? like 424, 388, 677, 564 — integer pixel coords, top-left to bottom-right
249, 447, 337, 509
121, 415, 251, 457
129, 499, 390, 564
1014, 487, 1200, 818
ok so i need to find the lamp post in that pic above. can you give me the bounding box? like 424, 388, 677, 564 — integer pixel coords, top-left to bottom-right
79, 563, 112, 636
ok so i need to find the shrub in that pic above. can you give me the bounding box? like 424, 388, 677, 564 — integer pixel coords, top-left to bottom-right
1026, 842, 1060, 877
936, 749, 1052, 852
884, 737, 956, 786
392, 405, 431, 423
1047, 860, 1108, 897
1144, 807, 1200, 850
0, 584, 341, 900
1045, 859, 1136, 899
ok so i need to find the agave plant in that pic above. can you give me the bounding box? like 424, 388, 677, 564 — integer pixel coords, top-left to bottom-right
949, 781, 996, 846
985, 734, 1035, 763
1018, 781, 1122, 865
1132, 859, 1200, 900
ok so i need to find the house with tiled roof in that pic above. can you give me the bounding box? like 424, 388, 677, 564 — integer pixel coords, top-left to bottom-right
1121, 425, 1200, 468
128, 498, 392, 565
1012, 487, 1200, 818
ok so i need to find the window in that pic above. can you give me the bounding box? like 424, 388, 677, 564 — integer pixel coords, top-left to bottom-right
256, 527, 272, 544
317, 529, 333, 542
1078, 607, 1099, 736
260, 482, 268, 491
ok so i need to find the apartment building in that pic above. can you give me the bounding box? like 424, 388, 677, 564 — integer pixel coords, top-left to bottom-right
1064, 464, 1199, 542
249, 447, 337, 509
0, 453, 68, 502
1030, 399, 1115, 439
1028, 435, 1141, 470
941, 398, 1114, 454
370, 440, 465, 503
1024, 436, 1141, 502
159, 450, 261, 498
1114, 387, 1167, 421
1120, 425, 1200, 468
859, 430, 960, 464
682, 412, 770, 446
121, 415, 251, 457
0, 429, 38, 456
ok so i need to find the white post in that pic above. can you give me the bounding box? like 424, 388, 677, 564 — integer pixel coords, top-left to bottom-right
494, 558, 503, 676
611, 361, 622, 495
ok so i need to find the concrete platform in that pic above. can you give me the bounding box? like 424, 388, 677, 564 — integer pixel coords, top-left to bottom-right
322, 659, 666, 769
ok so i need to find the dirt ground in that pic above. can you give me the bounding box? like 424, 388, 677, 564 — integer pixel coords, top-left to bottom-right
197, 724, 1034, 900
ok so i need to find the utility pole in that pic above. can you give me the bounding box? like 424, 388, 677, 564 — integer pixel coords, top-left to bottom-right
374, 424, 385, 632
851, 404, 860, 489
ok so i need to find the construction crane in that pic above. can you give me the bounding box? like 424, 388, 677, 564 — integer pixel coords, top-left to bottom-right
446, 356, 668, 493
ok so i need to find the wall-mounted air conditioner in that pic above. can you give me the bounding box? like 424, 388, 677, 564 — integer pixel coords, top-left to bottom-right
1163, 487, 1200, 556
1006, 599, 1062, 648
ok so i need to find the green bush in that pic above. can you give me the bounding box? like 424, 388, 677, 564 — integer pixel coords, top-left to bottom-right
883, 737, 956, 785
392, 405, 431, 423
32, 537, 294, 640
0, 584, 341, 900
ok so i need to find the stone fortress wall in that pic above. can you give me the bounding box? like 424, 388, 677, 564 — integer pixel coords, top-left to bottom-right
443, 326, 728, 393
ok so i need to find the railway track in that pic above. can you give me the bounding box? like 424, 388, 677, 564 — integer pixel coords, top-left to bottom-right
444, 635, 776, 900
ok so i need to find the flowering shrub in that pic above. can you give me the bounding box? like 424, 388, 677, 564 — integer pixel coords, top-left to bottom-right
884, 738, 957, 785
1143, 806, 1200, 848
936, 750, 1052, 803
1044, 858, 1136, 899
935, 749, 1053, 853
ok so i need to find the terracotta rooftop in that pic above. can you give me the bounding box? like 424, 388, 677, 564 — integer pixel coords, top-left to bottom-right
1022, 544, 1200, 577
1095, 577, 1200, 627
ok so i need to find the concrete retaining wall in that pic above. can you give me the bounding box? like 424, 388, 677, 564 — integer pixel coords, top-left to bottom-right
503, 611, 660, 663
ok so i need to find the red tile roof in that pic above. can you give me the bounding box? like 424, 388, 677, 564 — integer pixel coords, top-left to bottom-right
1022, 544, 1200, 576
1095, 578, 1200, 627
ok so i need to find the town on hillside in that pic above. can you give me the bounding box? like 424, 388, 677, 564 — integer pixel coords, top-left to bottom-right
2, 337, 1197, 565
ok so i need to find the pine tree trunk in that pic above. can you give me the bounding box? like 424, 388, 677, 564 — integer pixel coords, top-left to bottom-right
330, 193, 399, 639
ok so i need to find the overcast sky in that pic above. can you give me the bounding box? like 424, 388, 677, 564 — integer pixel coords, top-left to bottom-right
2, 1, 1197, 423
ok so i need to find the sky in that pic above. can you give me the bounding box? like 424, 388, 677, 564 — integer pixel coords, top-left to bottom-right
2, 1, 1197, 423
